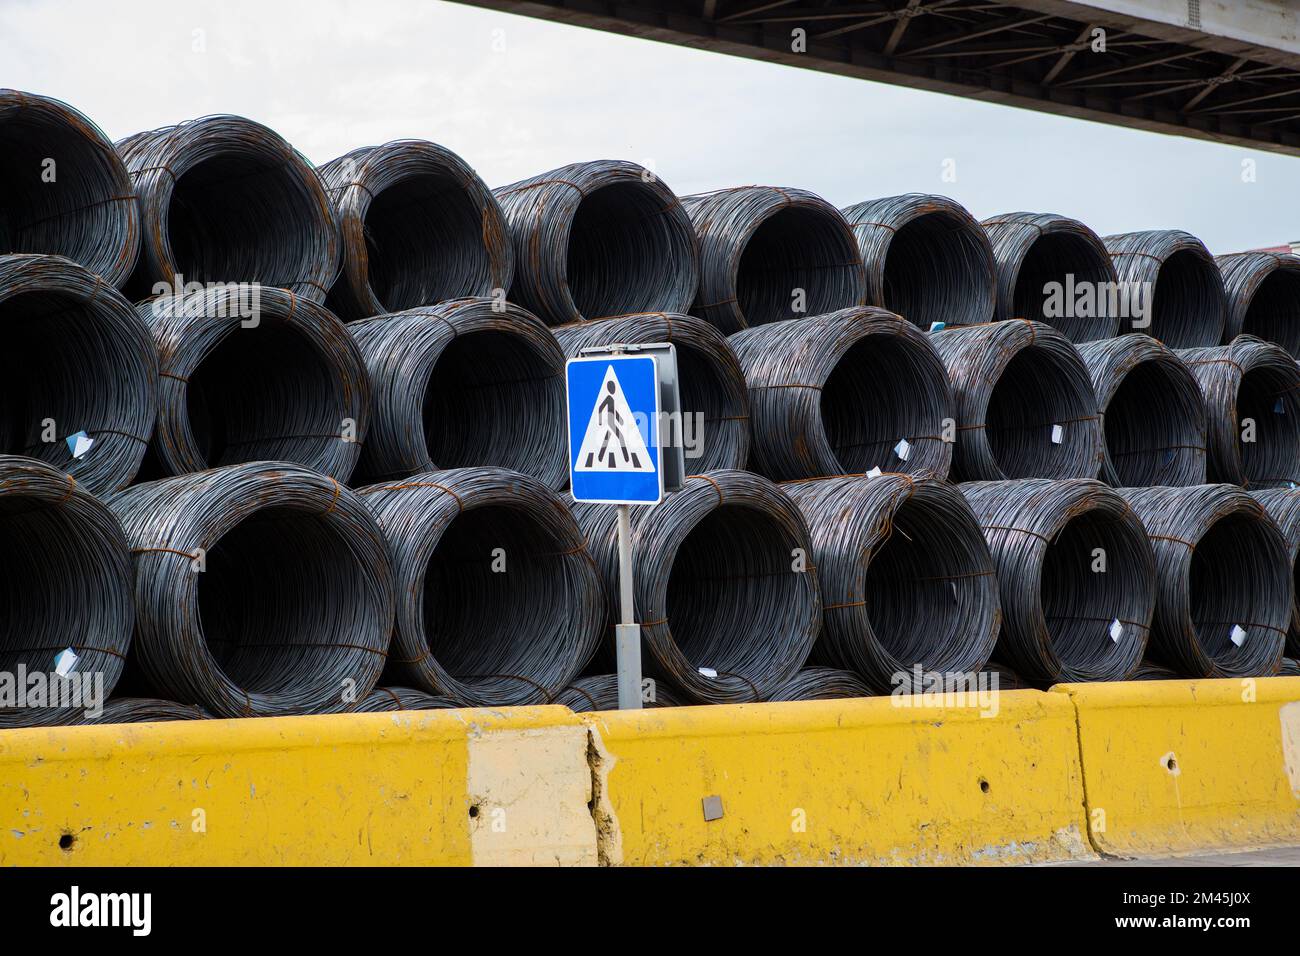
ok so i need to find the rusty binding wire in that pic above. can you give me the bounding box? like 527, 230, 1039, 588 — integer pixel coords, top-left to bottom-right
353, 687, 458, 712
83, 697, 211, 724
729, 307, 954, 481
961, 479, 1155, 685
318, 139, 513, 321
1216, 251, 1300, 356
981, 211, 1119, 342
117, 114, 339, 302
1103, 230, 1225, 346
551, 674, 682, 712
762, 667, 873, 702
0, 89, 139, 287
0, 254, 158, 494
684, 185, 865, 333
493, 160, 698, 326
1249, 488, 1300, 657
553, 312, 750, 473
109, 461, 395, 718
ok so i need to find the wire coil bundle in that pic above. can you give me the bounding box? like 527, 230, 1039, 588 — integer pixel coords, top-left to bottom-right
493, 160, 698, 325
730, 307, 954, 480
83, 697, 212, 724
318, 139, 513, 321
1177, 334, 1300, 488
141, 285, 369, 481
1249, 488, 1300, 657
933, 320, 1102, 481
552, 674, 683, 712
783, 474, 999, 691
842, 193, 994, 332
1216, 252, 1300, 357
1282, 658, 1300, 676
109, 461, 395, 718
349, 297, 566, 488
981, 211, 1119, 342
762, 667, 873, 702
684, 185, 865, 333
573, 470, 821, 704
0, 254, 158, 494
1076, 334, 1207, 487
961, 479, 1155, 684
554, 312, 750, 473
1120, 485, 1288, 678
353, 687, 458, 712
359, 467, 603, 706
0, 89, 139, 287
1103, 230, 1225, 346
117, 114, 339, 302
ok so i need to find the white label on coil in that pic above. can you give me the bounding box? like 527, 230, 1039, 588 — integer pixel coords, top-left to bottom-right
698, 667, 718, 679
54, 647, 78, 677
66, 431, 94, 460
894, 439, 911, 461
929, 321, 946, 332
1275, 398, 1285, 414
1109, 619, 1123, 643
950, 581, 958, 602
866, 466, 882, 478
1230, 625, 1247, 647
1051, 424, 1064, 444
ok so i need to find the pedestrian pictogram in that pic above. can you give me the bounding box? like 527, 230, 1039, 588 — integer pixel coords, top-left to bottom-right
575, 366, 654, 473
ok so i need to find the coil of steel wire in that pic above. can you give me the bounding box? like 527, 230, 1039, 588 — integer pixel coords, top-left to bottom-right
553, 312, 750, 473
83, 697, 212, 724
1103, 230, 1226, 346
1120, 484, 1288, 678
981, 661, 1028, 690
0, 90, 139, 287
981, 211, 1119, 342
1176, 334, 1300, 488
109, 461, 395, 718
117, 114, 339, 302
0, 456, 134, 729
842, 193, 995, 332
933, 320, 1103, 481
358, 466, 603, 707
353, 687, 458, 712
1249, 488, 1300, 657
1077, 334, 1207, 487
0, 254, 158, 494
349, 297, 566, 488
762, 667, 873, 702
782, 474, 999, 691
961, 479, 1155, 684
551, 674, 683, 712
572, 470, 821, 704
1216, 252, 1300, 356
318, 139, 513, 321
492, 160, 698, 326
1131, 662, 1182, 681
684, 185, 866, 333
729, 307, 954, 481
1282, 658, 1300, 676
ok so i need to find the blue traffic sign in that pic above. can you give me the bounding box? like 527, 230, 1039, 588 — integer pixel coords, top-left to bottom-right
566, 353, 662, 504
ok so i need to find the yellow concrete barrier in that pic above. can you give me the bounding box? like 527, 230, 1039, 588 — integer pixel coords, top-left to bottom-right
1054, 676, 1300, 858
0, 706, 595, 866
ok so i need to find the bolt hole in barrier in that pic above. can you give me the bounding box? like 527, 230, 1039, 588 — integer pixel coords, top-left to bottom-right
0, 457, 134, 728
0, 255, 158, 494
1250, 488, 1300, 657
842, 193, 995, 332
1216, 252, 1300, 356
782, 474, 999, 691
684, 185, 865, 333
109, 462, 394, 717
318, 139, 514, 321
359, 466, 603, 707
1120, 484, 1289, 677
349, 297, 567, 488
1076, 334, 1207, 487
961, 479, 1155, 684
933, 320, 1103, 481
492, 160, 699, 326
729, 307, 954, 480
981, 211, 1119, 342
572, 470, 821, 704
1103, 230, 1226, 346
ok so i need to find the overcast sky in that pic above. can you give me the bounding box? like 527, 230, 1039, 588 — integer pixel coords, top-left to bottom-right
4, 0, 1297, 253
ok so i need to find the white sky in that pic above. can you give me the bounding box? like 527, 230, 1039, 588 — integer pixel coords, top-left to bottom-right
3, 0, 1298, 253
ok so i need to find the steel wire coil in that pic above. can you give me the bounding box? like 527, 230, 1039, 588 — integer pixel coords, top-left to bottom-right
572, 469, 821, 704
981, 211, 1119, 342
1077, 334, 1207, 487
1216, 252, 1300, 356
1249, 488, 1300, 657
353, 686, 458, 712
1119, 484, 1288, 678
551, 674, 683, 712
729, 307, 954, 480
0, 456, 134, 729
1103, 230, 1226, 346
762, 667, 873, 702
933, 320, 1103, 481
0, 254, 158, 494
349, 297, 566, 487
782, 474, 999, 691
842, 193, 994, 332
493, 160, 698, 326
981, 661, 1028, 690
358, 466, 603, 706
109, 461, 395, 718
116, 114, 339, 303
0, 90, 139, 287
83, 697, 211, 724
1131, 662, 1181, 680
685, 185, 866, 333
961, 479, 1155, 684
318, 139, 513, 321
1176, 335, 1300, 488
553, 312, 750, 473
1282, 657, 1300, 676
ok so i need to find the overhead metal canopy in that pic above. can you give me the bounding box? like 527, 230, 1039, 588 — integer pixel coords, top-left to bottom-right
451, 0, 1300, 156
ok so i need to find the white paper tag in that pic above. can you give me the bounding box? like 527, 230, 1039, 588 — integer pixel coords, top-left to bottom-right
54, 647, 79, 677
929, 321, 946, 332
1109, 619, 1123, 642
1275, 398, 1285, 414
866, 466, 882, 478
1230, 625, 1247, 647
894, 438, 911, 461
1051, 424, 1064, 444
66, 431, 95, 460
698, 667, 718, 679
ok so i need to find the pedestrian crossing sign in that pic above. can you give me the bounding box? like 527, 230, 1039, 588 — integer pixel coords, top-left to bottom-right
566, 353, 662, 504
